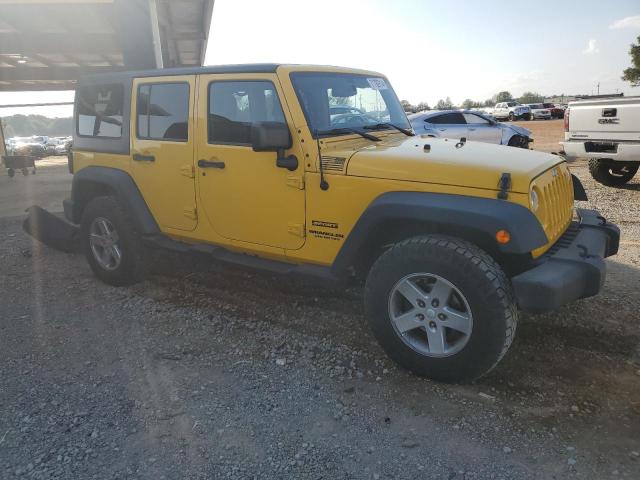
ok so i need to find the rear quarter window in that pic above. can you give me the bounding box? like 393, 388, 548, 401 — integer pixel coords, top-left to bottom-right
76, 84, 124, 138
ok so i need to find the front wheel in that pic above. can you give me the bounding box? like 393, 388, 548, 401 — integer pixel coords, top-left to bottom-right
364, 235, 518, 383
588, 159, 639, 187
80, 196, 147, 286
508, 112, 515, 121
508, 135, 530, 149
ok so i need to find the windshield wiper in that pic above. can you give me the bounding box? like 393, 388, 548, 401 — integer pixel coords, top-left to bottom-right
363, 122, 414, 137
317, 127, 381, 142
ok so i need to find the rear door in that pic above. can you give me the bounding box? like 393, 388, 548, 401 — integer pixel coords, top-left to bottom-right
130, 76, 197, 231
463, 113, 502, 143
428, 112, 469, 139
494, 103, 507, 118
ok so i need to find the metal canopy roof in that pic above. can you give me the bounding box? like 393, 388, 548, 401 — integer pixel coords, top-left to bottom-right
0, 0, 215, 92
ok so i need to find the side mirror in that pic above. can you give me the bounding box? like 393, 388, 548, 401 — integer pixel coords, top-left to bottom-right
250, 122, 298, 171
251, 121, 291, 152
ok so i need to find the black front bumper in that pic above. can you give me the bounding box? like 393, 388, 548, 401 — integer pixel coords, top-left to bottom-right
512, 209, 620, 313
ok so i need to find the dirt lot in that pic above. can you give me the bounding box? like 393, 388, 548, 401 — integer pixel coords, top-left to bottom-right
511, 118, 564, 153
1, 142, 639, 479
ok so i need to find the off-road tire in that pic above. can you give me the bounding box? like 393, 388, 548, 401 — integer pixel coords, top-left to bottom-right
80, 196, 147, 286
364, 235, 518, 383
588, 159, 639, 187
7, 168, 15, 178
508, 135, 529, 149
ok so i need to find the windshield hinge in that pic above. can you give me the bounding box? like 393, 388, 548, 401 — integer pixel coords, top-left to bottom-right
287, 223, 305, 237
183, 206, 197, 220
497, 173, 511, 200
286, 175, 305, 190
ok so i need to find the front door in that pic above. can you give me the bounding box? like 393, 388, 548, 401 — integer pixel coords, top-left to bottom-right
429, 112, 469, 140
130, 76, 197, 231
195, 74, 305, 250
463, 112, 502, 143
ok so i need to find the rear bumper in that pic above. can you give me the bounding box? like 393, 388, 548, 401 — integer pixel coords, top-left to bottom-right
512, 209, 619, 313
561, 140, 640, 161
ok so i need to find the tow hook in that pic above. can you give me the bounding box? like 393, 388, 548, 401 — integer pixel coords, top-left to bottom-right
577, 244, 591, 259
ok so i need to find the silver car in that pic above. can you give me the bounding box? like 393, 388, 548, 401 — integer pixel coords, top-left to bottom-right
408, 110, 532, 148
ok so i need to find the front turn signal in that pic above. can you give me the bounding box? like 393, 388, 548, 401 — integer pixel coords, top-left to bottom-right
496, 230, 511, 244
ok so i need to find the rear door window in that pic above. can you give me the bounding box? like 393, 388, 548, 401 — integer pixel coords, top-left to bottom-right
77, 84, 124, 138
136, 83, 190, 141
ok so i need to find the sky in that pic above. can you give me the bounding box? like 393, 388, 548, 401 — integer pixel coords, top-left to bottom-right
1, 0, 639, 119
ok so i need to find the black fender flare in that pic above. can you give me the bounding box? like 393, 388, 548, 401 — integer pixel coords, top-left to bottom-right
572, 173, 588, 201
331, 191, 548, 277
68, 166, 159, 234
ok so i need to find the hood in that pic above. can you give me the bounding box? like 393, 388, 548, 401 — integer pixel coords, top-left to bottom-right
505, 124, 531, 137
343, 136, 561, 193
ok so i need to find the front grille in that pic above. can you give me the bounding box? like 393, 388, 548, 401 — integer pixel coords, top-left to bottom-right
532, 164, 574, 255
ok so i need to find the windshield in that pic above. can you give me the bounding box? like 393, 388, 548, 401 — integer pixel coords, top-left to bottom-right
290, 72, 410, 137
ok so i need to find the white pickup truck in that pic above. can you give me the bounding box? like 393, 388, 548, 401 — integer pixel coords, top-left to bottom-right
489, 102, 531, 121
562, 97, 640, 186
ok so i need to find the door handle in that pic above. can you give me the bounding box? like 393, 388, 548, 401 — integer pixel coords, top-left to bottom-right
133, 153, 155, 162
198, 159, 225, 169
468, 128, 476, 131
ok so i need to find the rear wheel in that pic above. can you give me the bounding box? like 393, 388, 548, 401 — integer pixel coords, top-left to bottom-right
7, 168, 15, 178
588, 159, 639, 186
364, 235, 518, 383
80, 196, 147, 286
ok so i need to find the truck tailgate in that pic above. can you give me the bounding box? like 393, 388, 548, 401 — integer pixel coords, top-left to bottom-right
568, 97, 640, 142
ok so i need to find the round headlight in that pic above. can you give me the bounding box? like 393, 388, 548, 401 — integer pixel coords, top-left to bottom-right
530, 189, 539, 212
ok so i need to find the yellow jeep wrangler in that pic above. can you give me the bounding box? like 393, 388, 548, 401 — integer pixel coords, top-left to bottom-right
63, 64, 619, 382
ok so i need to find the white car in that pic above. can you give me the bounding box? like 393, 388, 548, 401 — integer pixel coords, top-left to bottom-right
526, 104, 552, 120
561, 96, 640, 186
409, 110, 532, 148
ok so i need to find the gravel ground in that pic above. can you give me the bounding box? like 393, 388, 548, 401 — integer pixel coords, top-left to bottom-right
1, 149, 639, 479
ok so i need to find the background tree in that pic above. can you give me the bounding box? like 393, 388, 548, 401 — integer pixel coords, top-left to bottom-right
416, 101, 430, 112
400, 100, 416, 113
518, 91, 543, 104
622, 35, 640, 87
435, 97, 454, 110
462, 99, 483, 109
483, 99, 494, 107
1, 114, 71, 137
494, 91, 513, 103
